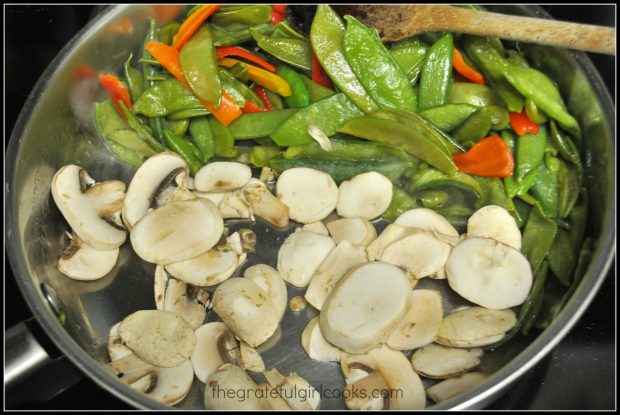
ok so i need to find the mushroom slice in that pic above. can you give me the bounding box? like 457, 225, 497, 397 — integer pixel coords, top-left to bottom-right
302, 221, 329, 235
257, 382, 291, 410
130, 199, 224, 265
146, 360, 194, 406
239, 341, 265, 372
326, 217, 377, 247
58, 232, 119, 281
119, 310, 196, 368
154, 265, 168, 310
467, 205, 522, 250
411, 344, 483, 379
192, 190, 228, 206
212, 278, 279, 347
242, 179, 289, 228
264, 368, 320, 410
436, 307, 517, 348
386, 289, 443, 351
194, 161, 252, 192
190, 322, 241, 383
165, 249, 237, 287
108, 353, 156, 385
277, 230, 336, 288
344, 371, 388, 410
276, 167, 338, 224
301, 317, 343, 362
162, 278, 210, 329
238, 228, 257, 253
243, 264, 288, 322
320, 262, 410, 354
446, 237, 533, 309
122, 152, 188, 230
219, 190, 254, 220
51, 165, 127, 250
304, 240, 368, 311
426, 372, 487, 403
108, 322, 133, 362
366, 224, 418, 261
204, 364, 269, 410
395, 208, 460, 246
379, 231, 452, 280
336, 172, 393, 220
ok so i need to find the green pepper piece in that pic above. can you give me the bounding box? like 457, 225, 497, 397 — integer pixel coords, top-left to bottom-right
251, 29, 312, 71
168, 108, 210, 121
163, 129, 203, 175
212, 5, 272, 32
300, 74, 336, 103
142, 18, 166, 144
124, 53, 144, 103
189, 116, 215, 163
158, 21, 181, 46
383, 188, 419, 222
549, 120, 580, 165
453, 108, 492, 143
180, 26, 220, 106
269, 158, 413, 185
409, 167, 483, 201
338, 115, 458, 175
264, 88, 283, 109
250, 146, 281, 167
547, 228, 576, 287
208, 117, 237, 158
310, 5, 379, 113
515, 125, 548, 182
166, 118, 190, 138
504, 165, 540, 198
389, 44, 428, 85
272, 93, 363, 146
228, 109, 298, 140
343, 16, 417, 112
524, 97, 548, 124
211, 23, 275, 47
418, 33, 453, 111
530, 161, 559, 218
229, 62, 250, 83
272, 21, 307, 40
447, 82, 504, 107
276, 65, 310, 108
118, 101, 167, 153
521, 203, 558, 273
418, 104, 478, 133
133, 78, 202, 117
284, 136, 409, 161
502, 65, 581, 139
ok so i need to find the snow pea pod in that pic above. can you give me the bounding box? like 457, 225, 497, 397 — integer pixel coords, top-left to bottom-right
300, 75, 335, 103
343, 15, 417, 112
118, 101, 167, 153
549, 120, 580, 165
229, 62, 250, 83
419, 190, 450, 209
228, 109, 298, 140
383, 188, 419, 222
209, 117, 237, 158
163, 128, 203, 175
557, 158, 581, 219
475, 176, 513, 211
218, 69, 262, 107
418, 104, 478, 133
453, 109, 492, 143
272, 21, 307, 40
284, 137, 409, 161
310, 5, 378, 114
211, 23, 275, 47
168, 108, 210, 120
520, 260, 549, 335
524, 97, 548, 124
504, 165, 539, 198
272, 93, 363, 147
547, 228, 576, 287
418, 33, 453, 111
276, 65, 310, 108
166, 118, 190, 138
530, 162, 559, 218
567, 188, 588, 251
250, 146, 281, 167
511, 197, 532, 228
515, 125, 548, 183
95, 100, 156, 158
158, 21, 181, 46
390, 44, 428, 85
124, 54, 143, 103
142, 18, 166, 144
521, 203, 558, 273
409, 167, 483, 201
448, 82, 504, 108
252, 30, 312, 71
189, 116, 215, 163
133, 78, 202, 117
264, 88, 283, 109
211, 5, 272, 32
180, 26, 220, 106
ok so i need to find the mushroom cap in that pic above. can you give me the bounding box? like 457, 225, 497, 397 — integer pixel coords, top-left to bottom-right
467, 205, 522, 250
276, 167, 338, 224
190, 322, 241, 383
336, 171, 393, 220
277, 230, 336, 288
395, 208, 460, 244
58, 233, 119, 281
194, 161, 252, 192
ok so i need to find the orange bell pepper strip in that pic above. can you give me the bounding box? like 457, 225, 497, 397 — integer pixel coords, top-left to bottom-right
98, 73, 132, 118
215, 46, 276, 72
311, 50, 333, 89
218, 58, 292, 96
453, 48, 485, 85
172, 5, 221, 51
253, 85, 273, 110
509, 110, 540, 136
453, 135, 515, 178
242, 101, 267, 113
145, 41, 242, 126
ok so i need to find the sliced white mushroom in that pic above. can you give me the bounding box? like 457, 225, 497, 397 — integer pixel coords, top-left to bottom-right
130, 199, 223, 265
301, 317, 343, 362
192, 190, 228, 207
108, 352, 157, 385
238, 228, 257, 253
276, 167, 338, 224
194, 161, 252, 192
243, 264, 288, 322
386, 289, 444, 351
154, 265, 168, 311
319, 262, 410, 354
446, 237, 533, 309
366, 224, 418, 261
340, 355, 375, 385
239, 341, 265, 372
212, 278, 280, 347
204, 363, 269, 410
108, 322, 133, 362
302, 221, 329, 235
344, 371, 388, 410
411, 343, 483, 379
436, 307, 517, 348
467, 205, 522, 250
304, 240, 368, 310
119, 310, 196, 368
257, 382, 291, 410
165, 249, 237, 287
308, 123, 332, 151
326, 217, 377, 247
51, 165, 127, 250
395, 208, 460, 246
162, 278, 210, 329
145, 360, 194, 405
57, 232, 119, 281
277, 230, 335, 288
264, 368, 320, 410
122, 152, 188, 230
218, 190, 254, 220
336, 172, 393, 220
242, 179, 289, 228
190, 322, 241, 383
379, 231, 451, 280
426, 372, 488, 403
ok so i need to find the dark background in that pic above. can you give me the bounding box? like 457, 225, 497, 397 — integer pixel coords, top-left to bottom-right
5, 5, 616, 410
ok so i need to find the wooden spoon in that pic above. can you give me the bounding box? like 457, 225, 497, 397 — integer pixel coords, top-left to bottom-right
332, 5, 615, 55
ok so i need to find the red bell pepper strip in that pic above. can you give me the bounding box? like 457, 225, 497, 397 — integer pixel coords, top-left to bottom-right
509, 110, 539, 136
453, 135, 515, 178
172, 5, 221, 51
215, 46, 276, 72
271, 11, 285, 24
98, 73, 132, 118
453, 48, 485, 85
311, 50, 332, 89
253, 85, 273, 110
242, 101, 267, 114
272, 5, 286, 15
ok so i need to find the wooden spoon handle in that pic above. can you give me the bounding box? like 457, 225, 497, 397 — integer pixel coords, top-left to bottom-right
435, 6, 616, 55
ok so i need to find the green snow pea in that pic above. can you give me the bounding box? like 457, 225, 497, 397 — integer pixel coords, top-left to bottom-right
453, 108, 492, 143
521, 203, 558, 273
103, 138, 146, 167
343, 15, 417, 112
133, 78, 202, 117
300, 75, 336, 103
179, 26, 220, 106
276, 65, 310, 108
168, 108, 210, 120
250, 146, 281, 167
211, 5, 272, 32
211, 23, 275, 47
229, 62, 250, 83
383, 188, 419, 222
209, 117, 237, 158
418, 33, 453, 111
409, 167, 483, 201
189, 116, 215, 163
284, 136, 409, 161
501, 129, 516, 153
118, 101, 167, 153
515, 125, 548, 183
530, 162, 559, 218
264, 88, 283, 109
163, 129, 203, 175
166, 118, 190, 138
504, 165, 540, 198
553, 237, 594, 323
218, 69, 263, 107
418, 104, 478, 133
511, 197, 532, 228
123, 53, 143, 103
419, 190, 450, 209
228, 109, 298, 140
142, 18, 166, 144
448, 82, 504, 107
251, 29, 312, 71
548, 228, 576, 287
567, 188, 588, 251
524, 98, 548, 124
390, 44, 428, 85
272, 93, 363, 146
475, 176, 513, 211
549, 120, 580, 165
158, 21, 181, 46
272, 21, 307, 40
310, 5, 379, 113
505, 49, 530, 68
